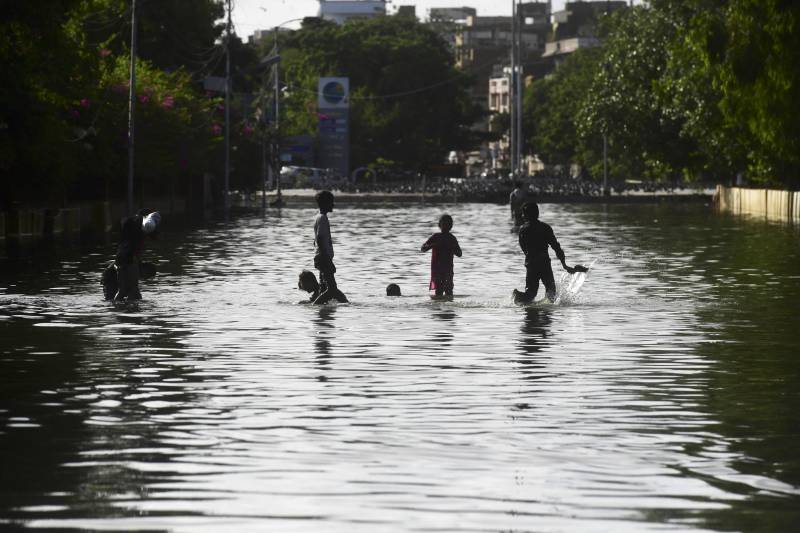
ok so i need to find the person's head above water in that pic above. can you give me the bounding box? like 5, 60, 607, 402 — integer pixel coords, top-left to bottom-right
315, 190, 334, 213
438, 214, 453, 233
522, 202, 539, 221
298, 270, 320, 294
386, 283, 401, 297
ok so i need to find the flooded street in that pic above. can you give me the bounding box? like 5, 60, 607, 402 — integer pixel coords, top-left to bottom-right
1, 202, 799, 532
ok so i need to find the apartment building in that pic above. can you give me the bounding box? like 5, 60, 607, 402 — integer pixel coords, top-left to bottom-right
318, 0, 387, 25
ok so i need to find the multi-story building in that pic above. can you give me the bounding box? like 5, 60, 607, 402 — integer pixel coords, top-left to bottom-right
395, 5, 416, 19
429, 7, 476, 23
542, 1, 627, 65
423, 3, 553, 171
451, 3, 552, 134
248, 26, 293, 46
489, 74, 511, 115
427, 7, 476, 53
318, 0, 387, 25
487, 67, 512, 170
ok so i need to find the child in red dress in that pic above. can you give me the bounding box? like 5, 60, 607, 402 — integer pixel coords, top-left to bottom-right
421, 214, 462, 296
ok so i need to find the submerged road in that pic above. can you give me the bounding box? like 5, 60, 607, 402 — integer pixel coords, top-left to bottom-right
1, 202, 798, 531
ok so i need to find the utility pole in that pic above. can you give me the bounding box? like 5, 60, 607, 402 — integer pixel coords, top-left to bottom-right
274, 27, 283, 203
603, 132, 608, 196
509, 0, 516, 177
515, 0, 523, 176
127, 0, 137, 215
224, 0, 232, 212
261, 118, 267, 209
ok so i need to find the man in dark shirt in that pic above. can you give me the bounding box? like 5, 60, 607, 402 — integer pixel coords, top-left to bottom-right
516, 202, 577, 303
509, 181, 529, 227
113, 209, 159, 301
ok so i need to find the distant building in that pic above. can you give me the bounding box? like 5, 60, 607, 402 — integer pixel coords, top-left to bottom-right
427, 6, 477, 53
489, 73, 510, 114
543, 1, 627, 65
395, 5, 416, 19
445, 3, 550, 172
429, 6, 476, 23
318, 0, 387, 25
453, 4, 552, 117
248, 26, 293, 45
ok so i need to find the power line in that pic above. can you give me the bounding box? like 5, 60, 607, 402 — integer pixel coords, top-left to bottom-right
280, 58, 491, 102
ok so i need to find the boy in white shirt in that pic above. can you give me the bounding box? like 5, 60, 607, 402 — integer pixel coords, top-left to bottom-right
312, 191, 348, 304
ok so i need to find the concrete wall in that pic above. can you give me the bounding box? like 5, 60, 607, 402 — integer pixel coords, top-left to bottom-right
5, 209, 46, 240
716, 185, 798, 222
793, 191, 800, 221
3, 196, 190, 244
767, 190, 791, 220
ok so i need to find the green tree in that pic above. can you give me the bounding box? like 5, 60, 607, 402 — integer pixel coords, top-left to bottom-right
691, 0, 800, 184
523, 48, 603, 172
0, 0, 239, 208
523, 1, 800, 186
577, 6, 699, 181
0, 0, 98, 208
653, 3, 741, 181
82, 0, 225, 77
88, 55, 221, 201
276, 16, 480, 170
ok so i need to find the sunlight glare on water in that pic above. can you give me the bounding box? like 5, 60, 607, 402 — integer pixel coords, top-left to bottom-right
1, 203, 799, 532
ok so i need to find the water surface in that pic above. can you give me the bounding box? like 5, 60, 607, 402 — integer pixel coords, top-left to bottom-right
1, 203, 799, 532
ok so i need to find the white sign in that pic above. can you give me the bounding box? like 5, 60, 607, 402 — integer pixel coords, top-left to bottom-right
203, 76, 227, 92
318, 77, 349, 109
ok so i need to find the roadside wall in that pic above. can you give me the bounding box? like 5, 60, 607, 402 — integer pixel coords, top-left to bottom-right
2, 197, 190, 244
716, 185, 799, 222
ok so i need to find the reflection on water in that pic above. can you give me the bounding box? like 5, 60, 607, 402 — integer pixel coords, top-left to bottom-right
1, 203, 799, 531
517, 308, 552, 382
315, 306, 336, 374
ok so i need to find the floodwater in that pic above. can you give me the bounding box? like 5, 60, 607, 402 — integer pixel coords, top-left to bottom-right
1, 203, 799, 532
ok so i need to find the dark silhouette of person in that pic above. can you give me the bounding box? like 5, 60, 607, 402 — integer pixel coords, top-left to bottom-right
515, 202, 578, 303
421, 214, 462, 297
111, 210, 160, 301
312, 191, 347, 304
386, 283, 401, 296
298, 270, 320, 303
509, 181, 529, 227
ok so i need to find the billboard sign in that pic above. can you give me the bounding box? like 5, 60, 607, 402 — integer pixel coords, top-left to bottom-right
318, 77, 349, 109
317, 77, 350, 177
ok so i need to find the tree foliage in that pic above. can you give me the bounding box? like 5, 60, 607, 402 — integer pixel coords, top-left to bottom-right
578, 7, 699, 181
0, 0, 95, 207
692, 0, 800, 183
0, 0, 240, 208
522, 1, 800, 186
524, 48, 602, 172
276, 17, 481, 170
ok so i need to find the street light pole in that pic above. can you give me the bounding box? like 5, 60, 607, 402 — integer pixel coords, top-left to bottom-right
127, 0, 137, 215
261, 118, 267, 210
602, 59, 610, 197
509, 0, 516, 177
516, 0, 523, 176
274, 26, 282, 203
224, 0, 232, 213
259, 18, 304, 207
603, 131, 608, 196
